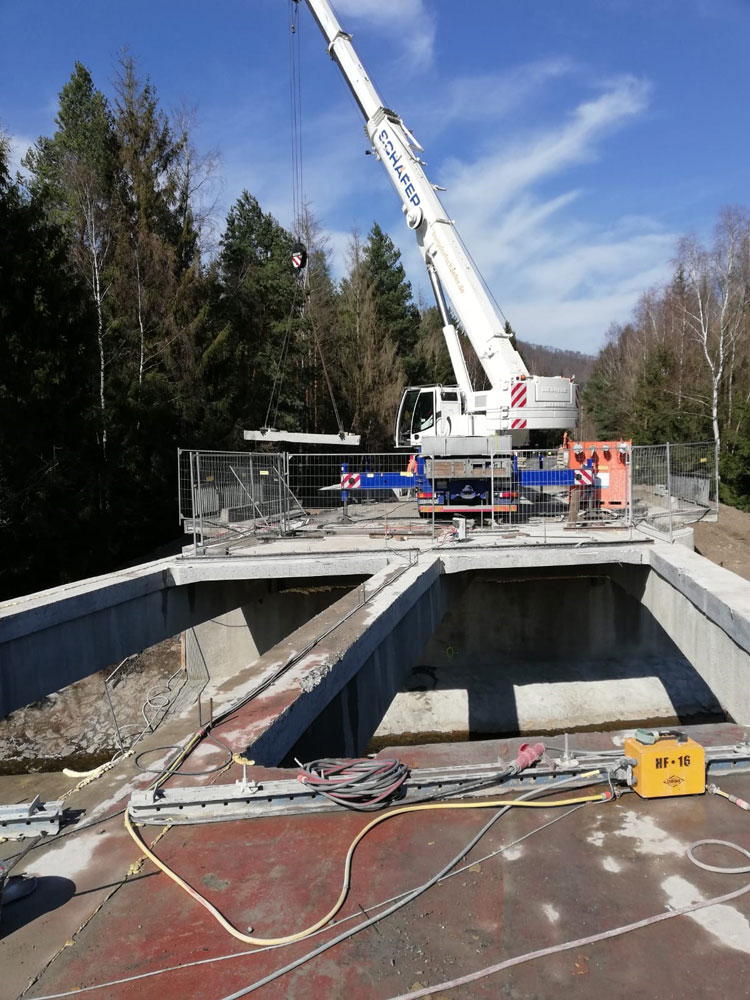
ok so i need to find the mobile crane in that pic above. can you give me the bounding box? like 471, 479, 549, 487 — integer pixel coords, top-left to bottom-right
300, 1, 625, 518
302, 0, 577, 445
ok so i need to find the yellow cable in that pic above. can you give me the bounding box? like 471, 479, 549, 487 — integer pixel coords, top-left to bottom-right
125, 772, 605, 947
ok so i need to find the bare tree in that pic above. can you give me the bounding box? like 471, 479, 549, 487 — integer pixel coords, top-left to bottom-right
172, 103, 222, 257
676, 209, 750, 458
64, 155, 114, 455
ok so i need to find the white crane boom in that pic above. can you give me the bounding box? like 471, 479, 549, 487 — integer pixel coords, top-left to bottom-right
302, 0, 578, 443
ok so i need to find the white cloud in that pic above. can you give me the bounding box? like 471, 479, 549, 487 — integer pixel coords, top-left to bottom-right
419, 58, 576, 132
6, 132, 32, 177
416, 74, 667, 353
330, 0, 436, 71
212, 26, 664, 357
441, 75, 650, 218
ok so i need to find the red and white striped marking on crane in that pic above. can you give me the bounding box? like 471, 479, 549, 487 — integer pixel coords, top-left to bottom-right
510, 381, 529, 429
511, 381, 528, 408
340, 472, 361, 490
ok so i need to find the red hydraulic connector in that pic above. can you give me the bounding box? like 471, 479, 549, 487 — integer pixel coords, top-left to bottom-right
510, 742, 545, 774
708, 783, 750, 811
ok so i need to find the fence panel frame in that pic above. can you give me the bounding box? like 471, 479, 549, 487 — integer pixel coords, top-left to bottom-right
630, 440, 718, 535
178, 441, 717, 553
178, 449, 298, 552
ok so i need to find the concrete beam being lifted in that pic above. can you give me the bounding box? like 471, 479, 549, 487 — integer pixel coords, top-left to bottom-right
244, 429, 361, 445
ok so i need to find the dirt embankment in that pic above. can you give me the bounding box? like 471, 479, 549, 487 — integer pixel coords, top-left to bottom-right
693, 503, 750, 582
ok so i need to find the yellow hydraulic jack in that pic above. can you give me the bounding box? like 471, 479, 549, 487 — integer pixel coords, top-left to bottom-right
624, 729, 706, 798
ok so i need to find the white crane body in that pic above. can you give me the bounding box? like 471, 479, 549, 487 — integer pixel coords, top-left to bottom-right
303, 0, 578, 448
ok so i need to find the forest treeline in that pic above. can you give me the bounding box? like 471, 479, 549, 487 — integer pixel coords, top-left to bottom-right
0, 59, 583, 599
8, 58, 742, 600
582, 208, 750, 511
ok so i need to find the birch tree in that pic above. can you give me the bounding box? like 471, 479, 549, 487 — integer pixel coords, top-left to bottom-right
25, 63, 118, 458
676, 209, 750, 458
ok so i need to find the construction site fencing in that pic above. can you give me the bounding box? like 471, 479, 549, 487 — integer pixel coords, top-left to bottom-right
287, 451, 416, 509
497, 447, 628, 529
630, 440, 718, 539
177, 440, 718, 552
286, 451, 434, 535
178, 449, 305, 552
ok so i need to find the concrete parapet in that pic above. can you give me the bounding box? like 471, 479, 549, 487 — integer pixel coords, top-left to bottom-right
640, 544, 750, 724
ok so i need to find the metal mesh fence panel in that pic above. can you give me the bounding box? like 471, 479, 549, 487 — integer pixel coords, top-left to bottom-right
631, 444, 669, 529
287, 452, 418, 515
178, 441, 716, 550
631, 441, 718, 536
178, 450, 304, 551
495, 446, 631, 528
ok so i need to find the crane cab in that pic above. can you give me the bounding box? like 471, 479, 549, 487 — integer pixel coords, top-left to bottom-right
395, 385, 463, 448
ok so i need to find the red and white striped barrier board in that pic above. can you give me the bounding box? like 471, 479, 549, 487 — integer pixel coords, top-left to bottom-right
574, 468, 595, 486
340, 473, 361, 490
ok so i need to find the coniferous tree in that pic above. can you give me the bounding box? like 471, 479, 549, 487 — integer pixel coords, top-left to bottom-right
361, 222, 423, 385
335, 229, 405, 449
202, 191, 302, 444
0, 132, 98, 597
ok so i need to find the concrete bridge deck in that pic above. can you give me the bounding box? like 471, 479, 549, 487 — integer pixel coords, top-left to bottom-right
4, 519, 750, 998
3, 522, 750, 734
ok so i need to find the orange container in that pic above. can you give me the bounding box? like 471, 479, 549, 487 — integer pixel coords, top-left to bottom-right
567, 440, 631, 510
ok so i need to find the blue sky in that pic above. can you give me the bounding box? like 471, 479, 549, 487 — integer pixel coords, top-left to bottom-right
1, 0, 748, 354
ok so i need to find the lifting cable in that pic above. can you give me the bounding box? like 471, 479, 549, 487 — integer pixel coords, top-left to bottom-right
288, 0, 304, 232
260, 1, 305, 432
263, 279, 301, 431
261, 1, 347, 436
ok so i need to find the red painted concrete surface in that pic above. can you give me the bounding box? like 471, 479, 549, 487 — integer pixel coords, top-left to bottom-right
3, 724, 749, 999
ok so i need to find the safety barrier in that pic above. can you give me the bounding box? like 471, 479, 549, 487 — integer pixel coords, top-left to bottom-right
177, 440, 718, 551
630, 441, 718, 540
178, 449, 306, 553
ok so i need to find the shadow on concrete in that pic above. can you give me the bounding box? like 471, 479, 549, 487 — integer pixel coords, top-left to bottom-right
384, 566, 726, 740
0, 875, 76, 938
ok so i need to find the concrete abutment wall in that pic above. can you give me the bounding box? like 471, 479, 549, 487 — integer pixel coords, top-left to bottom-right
0, 559, 367, 717
3, 543, 750, 761
374, 565, 724, 742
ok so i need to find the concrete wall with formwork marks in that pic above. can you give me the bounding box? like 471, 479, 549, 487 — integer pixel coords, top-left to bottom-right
373, 562, 726, 742
0, 550, 381, 717
3, 536, 750, 759
184, 577, 364, 694
612, 547, 750, 727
